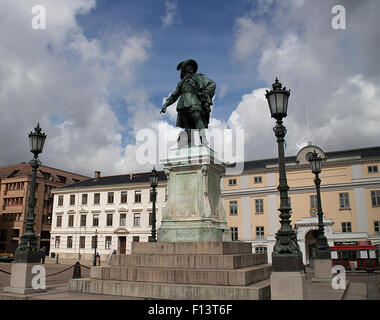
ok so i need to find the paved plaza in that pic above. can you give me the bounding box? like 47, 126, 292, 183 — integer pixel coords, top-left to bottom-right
0, 262, 377, 300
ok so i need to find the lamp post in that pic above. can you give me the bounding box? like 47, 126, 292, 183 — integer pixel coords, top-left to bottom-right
265, 78, 303, 272
149, 167, 158, 242
15, 123, 47, 263
308, 150, 331, 259
93, 229, 98, 266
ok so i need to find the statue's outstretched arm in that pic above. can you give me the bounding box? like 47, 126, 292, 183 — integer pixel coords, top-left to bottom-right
161, 85, 181, 113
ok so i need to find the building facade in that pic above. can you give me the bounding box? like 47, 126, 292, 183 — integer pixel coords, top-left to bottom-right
0, 163, 88, 253
50, 145, 380, 265
223, 145, 380, 265
50, 171, 167, 260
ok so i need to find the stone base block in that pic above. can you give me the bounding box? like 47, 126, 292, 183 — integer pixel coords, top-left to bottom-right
3, 262, 47, 295
110, 252, 267, 270
157, 221, 231, 242
90, 264, 272, 286
69, 278, 271, 300
312, 259, 333, 282
131, 241, 252, 255
270, 271, 307, 300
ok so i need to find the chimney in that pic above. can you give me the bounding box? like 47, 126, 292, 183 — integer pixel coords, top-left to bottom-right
129, 173, 133, 180
94, 171, 101, 179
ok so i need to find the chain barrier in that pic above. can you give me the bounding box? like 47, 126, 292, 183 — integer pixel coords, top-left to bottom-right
0, 269, 11, 275
79, 264, 91, 270
46, 265, 75, 278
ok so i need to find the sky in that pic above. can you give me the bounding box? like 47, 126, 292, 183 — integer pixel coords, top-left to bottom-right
0, 0, 379, 177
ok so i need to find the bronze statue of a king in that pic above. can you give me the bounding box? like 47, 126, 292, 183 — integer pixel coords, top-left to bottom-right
160, 59, 216, 147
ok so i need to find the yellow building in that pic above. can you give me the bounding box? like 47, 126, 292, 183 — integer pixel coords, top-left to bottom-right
222, 145, 380, 266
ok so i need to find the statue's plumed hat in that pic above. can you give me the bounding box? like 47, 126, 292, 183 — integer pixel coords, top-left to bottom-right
177, 59, 198, 73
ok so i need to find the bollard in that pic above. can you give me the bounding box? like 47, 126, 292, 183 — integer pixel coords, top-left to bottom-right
72, 261, 81, 279
97, 254, 101, 266
56, 254, 59, 264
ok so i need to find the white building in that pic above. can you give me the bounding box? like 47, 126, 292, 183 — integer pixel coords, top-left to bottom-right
50, 171, 167, 261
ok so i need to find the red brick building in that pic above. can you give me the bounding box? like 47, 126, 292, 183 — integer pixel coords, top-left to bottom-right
0, 163, 88, 253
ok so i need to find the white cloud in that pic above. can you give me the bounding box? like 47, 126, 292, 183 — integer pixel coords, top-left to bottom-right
161, 1, 178, 27
231, 0, 380, 158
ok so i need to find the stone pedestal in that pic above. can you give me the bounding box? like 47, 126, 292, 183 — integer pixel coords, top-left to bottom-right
270, 271, 307, 300
3, 262, 47, 294
158, 146, 231, 242
70, 242, 272, 300
312, 259, 333, 282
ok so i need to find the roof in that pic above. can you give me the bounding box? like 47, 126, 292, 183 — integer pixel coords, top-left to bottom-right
230, 145, 380, 173
58, 171, 168, 190
0, 163, 89, 182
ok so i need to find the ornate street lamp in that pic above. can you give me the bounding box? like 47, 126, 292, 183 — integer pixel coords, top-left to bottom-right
265, 78, 303, 272
149, 167, 158, 242
308, 150, 331, 259
15, 123, 47, 263
93, 229, 98, 266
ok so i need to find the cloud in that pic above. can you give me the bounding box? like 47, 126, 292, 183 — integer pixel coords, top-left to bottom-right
161, 1, 178, 27
0, 0, 152, 176
231, 0, 380, 157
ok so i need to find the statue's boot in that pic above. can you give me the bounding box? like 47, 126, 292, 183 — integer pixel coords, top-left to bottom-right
185, 129, 192, 147
199, 129, 209, 146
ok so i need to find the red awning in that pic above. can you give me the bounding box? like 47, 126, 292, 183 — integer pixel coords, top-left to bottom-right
330, 246, 377, 251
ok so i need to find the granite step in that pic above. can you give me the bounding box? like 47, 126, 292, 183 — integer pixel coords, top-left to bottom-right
69, 278, 271, 300
91, 264, 272, 286
110, 253, 267, 270
131, 241, 252, 255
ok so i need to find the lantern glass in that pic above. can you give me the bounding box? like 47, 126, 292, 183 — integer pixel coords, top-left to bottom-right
28, 124, 46, 155
309, 151, 322, 175
150, 168, 158, 188
265, 78, 290, 120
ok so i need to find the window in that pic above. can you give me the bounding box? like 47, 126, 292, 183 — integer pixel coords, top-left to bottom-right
58, 195, 63, 206
56, 215, 62, 227
255, 199, 264, 214
57, 175, 67, 183
0, 230, 7, 241
81, 194, 88, 205
339, 193, 350, 209
342, 222, 352, 233
374, 221, 380, 233
228, 178, 237, 186
40, 171, 51, 180
91, 236, 98, 249
79, 236, 85, 248
133, 236, 140, 242
254, 176, 262, 184
67, 236, 73, 249
229, 201, 238, 215
93, 214, 99, 227
55, 236, 60, 248
135, 190, 141, 203
133, 213, 140, 226
106, 214, 113, 226
256, 226, 265, 240
68, 215, 74, 227
94, 193, 100, 205
310, 195, 318, 209
105, 236, 112, 249
165, 188, 168, 201
368, 165, 378, 173
371, 191, 380, 206
80, 215, 86, 227
231, 227, 238, 241
255, 247, 267, 254
119, 213, 126, 226
107, 192, 114, 204
69, 194, 75, 206
121, 191, 127, 204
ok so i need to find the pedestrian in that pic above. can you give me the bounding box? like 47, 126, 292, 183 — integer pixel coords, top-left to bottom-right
41, 246, 46, 264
